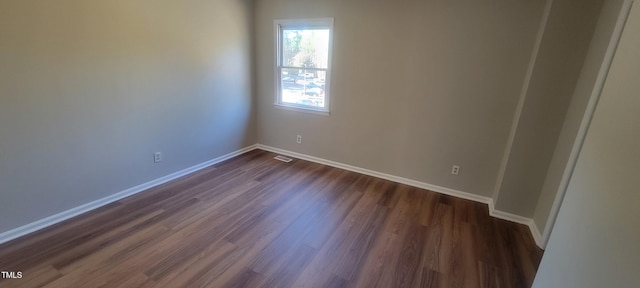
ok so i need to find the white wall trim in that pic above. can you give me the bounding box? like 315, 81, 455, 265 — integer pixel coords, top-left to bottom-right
493, 0, 555, 202
488, 200, 531, 225
256, 145, 491, 204
0, 144, 259, 245
256, 144, 544, 248
530, 219, 543, 247
541, 0, 635, 248
0, 142, 544, 249
488, 200, 543, 247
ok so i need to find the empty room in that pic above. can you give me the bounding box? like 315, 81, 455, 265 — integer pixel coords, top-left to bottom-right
1, 0, 639, 287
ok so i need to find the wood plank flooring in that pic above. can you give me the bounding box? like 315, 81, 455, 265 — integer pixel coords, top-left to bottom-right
0, 149, 543, 288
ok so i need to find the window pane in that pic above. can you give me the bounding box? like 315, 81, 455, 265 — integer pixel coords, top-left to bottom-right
281, 68, 326, 108
282, 29, 330, 69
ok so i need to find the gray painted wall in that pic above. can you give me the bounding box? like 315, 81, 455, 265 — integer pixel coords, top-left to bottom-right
495, 0, 604, 217
533, 0, 625, 241
255, 0, 546, 198
0, 0, 619, 245
0, 0, 256, 234
533, 2, 640, 286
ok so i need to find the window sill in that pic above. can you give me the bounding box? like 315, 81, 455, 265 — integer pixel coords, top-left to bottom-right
274, 103, 330, 116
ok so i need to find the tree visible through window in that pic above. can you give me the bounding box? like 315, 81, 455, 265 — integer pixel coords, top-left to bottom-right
275, 19, 333, 113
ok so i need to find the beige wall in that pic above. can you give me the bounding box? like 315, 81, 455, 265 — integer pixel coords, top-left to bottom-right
495, 0, 603, 216
0, 0, 255, 234
533, 0, 625, 241
533, 1, 639, 286
0, 0, 619, 242
255, 0, 546, 197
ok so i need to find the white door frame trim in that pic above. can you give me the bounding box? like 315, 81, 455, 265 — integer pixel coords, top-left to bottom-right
541, 0, 635, 247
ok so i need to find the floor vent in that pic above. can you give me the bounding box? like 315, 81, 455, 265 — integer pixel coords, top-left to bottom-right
274, 155, 293, 163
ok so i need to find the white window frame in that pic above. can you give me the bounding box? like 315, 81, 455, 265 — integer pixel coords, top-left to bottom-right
274, 18, 334, 115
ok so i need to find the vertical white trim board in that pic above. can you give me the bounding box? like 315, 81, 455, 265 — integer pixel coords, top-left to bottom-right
493, 0, 555, 202
255, 144, 544, 248
0, 144, 259, 245
541, 0, 635, 248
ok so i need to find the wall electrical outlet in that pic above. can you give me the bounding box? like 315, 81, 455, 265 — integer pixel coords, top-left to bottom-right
296, 135, 302, 144
451, 165, 460, 175
154, 152, 162, 163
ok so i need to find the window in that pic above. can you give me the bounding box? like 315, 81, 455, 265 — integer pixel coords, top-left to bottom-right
275, 18, 333, 114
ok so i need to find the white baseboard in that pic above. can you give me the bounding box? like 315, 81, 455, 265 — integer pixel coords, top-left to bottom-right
488, 200, 544, 248
529, 219, 543, 248
256, 144, 545, 249
0, 143, 545, 249
256, 145, 492, 204
487, 200, 532, 225
0, 144, 259, 245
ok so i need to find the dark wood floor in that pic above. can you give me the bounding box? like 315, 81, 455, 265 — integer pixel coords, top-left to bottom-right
0, 149, 543, 288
